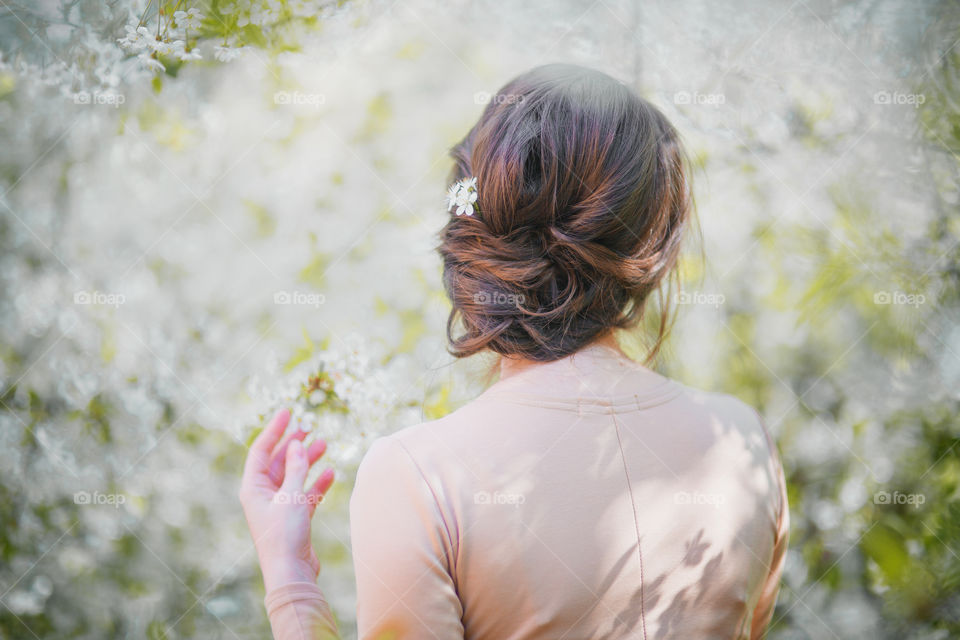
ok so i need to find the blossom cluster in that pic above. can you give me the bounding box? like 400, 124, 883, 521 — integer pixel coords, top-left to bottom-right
112, 1, 339, 74
118, 9, 206, 72
245, 336, 409, 471
446, 176, 479, 217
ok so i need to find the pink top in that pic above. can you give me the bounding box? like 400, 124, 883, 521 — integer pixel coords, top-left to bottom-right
265, 343, 789, 639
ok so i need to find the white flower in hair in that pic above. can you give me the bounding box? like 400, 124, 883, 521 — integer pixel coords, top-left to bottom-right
454, 189, 477, 216
446, 184, 460, 211
447, 176, 479, 217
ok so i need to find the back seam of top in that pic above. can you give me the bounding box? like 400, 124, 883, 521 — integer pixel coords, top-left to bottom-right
611, 408, 648, 640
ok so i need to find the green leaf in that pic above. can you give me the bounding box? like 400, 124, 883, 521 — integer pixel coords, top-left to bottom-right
244, 200, 276, 237
862, 522, 910, 585
284, 327, 316, 371
298, 251, 329, 289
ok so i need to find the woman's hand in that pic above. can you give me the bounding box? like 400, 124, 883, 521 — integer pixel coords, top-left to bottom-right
239, 408, 336, 592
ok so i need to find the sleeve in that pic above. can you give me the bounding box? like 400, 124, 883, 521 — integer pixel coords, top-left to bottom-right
264, 582, 341, 640
349, 435, 465, 640
750, 415, 791, 639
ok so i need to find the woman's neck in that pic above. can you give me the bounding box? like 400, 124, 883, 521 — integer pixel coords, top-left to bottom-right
498, 332, 626, 381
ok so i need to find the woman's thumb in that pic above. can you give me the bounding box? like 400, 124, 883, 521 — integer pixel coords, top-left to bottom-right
280, 439, 308, 493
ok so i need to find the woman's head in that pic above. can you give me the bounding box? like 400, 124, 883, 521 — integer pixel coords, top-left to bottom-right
439, 63, 692, 363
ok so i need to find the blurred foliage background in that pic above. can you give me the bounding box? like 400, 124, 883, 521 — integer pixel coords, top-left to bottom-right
1, 0, 959, 638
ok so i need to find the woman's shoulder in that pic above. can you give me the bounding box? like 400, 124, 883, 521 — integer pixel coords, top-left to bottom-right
670, 380, 767, 425
361, 378, 774, 476
666, 380, 781, 456
360, 400, 488, 462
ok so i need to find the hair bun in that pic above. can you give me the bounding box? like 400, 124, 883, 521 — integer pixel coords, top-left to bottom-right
439, 64, 691, 362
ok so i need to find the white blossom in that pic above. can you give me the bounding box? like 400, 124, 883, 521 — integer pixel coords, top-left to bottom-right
152, 39, 181, 56
448, 176, 479, 216
118, 24, 153, 53
173, 8, 205, 31
446, 184, 460, 211
214, 45, 244, 62
137, 53, 166, 73
177, 47, 203, 62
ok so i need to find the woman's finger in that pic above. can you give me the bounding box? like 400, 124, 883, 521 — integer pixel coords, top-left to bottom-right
244, 408, 291, 478
280, 439, 310, 494
267, 429, 308, 484
251, 409, 290, 455
305, 439, 327, 467
307, 468, 336, 515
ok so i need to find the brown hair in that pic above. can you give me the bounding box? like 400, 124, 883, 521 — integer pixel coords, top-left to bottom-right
439, 63, 692, 363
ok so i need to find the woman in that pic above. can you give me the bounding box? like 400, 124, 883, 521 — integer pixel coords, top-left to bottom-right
240, 63, 789, 639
